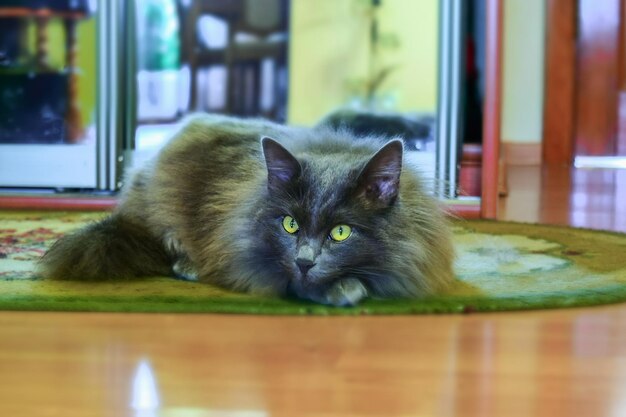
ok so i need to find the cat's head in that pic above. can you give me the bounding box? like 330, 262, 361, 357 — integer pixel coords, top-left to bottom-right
250, 135, 404, 302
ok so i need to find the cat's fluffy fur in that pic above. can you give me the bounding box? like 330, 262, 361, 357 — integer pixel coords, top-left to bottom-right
39, 114, 455, 306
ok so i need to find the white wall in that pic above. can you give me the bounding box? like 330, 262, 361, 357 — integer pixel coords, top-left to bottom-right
501, 0, 546, 144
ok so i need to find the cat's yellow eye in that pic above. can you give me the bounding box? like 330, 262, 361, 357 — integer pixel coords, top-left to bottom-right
282, 215, 299, 234
330, 225, 352, 242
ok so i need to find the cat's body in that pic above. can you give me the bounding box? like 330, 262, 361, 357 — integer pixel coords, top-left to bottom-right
39, 114, 455, 306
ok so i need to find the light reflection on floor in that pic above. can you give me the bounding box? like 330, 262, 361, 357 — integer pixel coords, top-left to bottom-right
131, 359, 159, 414
130, 358, 268, 417
499, 165, 626, 232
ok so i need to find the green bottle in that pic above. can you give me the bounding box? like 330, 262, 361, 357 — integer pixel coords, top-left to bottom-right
137, 0, 181, 120
142, 0, 180, 71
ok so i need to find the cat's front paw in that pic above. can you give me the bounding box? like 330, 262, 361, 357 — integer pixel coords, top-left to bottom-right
172, 258, 198, 281
324, 278, 368, 307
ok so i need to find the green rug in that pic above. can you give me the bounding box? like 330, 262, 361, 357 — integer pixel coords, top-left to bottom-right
1, 211, 625, 314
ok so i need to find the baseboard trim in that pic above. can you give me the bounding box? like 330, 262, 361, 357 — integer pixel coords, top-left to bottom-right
0, 195, 117, 211
445, 202, 481, 219
502, 142, 542, 166
459, 144, 482, 197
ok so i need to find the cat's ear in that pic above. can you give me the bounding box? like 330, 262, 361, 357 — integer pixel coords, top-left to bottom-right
355, 140, 403, 207
261, 137, 301, 190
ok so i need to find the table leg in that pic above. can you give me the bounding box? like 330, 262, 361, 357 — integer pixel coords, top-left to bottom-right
35, 16, 50, 70
64, 18, 84, 143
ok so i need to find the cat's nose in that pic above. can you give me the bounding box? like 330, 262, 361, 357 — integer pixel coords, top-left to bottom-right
296, 257, 316, 275
296, 244, 317, 275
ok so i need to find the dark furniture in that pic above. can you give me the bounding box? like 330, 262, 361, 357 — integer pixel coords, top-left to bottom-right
179, 0, 288, 120
0, 1, 90, 143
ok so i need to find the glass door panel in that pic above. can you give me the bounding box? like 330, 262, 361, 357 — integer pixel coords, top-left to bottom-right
290, 1, 439, 186
131, 0, 291, 168
0, 0, 472, 201
130, 0, 448, 196
0, 0, 98, 188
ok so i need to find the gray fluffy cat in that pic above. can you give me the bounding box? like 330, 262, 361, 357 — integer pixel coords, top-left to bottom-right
39, 114, 455, 306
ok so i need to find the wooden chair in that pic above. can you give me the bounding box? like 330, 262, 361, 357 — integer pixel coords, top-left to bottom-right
179, 0, 288, 120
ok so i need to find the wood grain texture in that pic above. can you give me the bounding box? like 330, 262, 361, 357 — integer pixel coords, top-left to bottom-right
446, 202, 481, 218
34, 16, 50, 70
618, 91, 626, 155
0, 163, 624, 417
459, 144, 482, 197
620, 0, 626, 91
499, 165, 626, 232
0, 196, 117, 211
617, 0, 626, 154
481, 0, 503, 219
542, 0, 576, 165
0, 8, 86, 19
575, 0, 621, 156
0, 305, 625, 417
503, 142, 542, 166
63, 18, 84, 143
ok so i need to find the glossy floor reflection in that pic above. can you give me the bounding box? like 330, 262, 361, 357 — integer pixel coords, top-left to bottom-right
0, 165, 624, 417
1, 309, 626, 417
499, 166, 626, 232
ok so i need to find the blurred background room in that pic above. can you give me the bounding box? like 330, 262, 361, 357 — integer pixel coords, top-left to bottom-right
1, 0, 622, 228
0, 0, 491, 213
1, 3, 625, 415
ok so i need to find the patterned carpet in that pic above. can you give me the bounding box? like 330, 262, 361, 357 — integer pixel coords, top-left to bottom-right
1, 211, 625, 314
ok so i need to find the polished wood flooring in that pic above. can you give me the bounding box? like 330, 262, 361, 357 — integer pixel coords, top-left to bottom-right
0, 165, 625, 417
499, 165, 626, 232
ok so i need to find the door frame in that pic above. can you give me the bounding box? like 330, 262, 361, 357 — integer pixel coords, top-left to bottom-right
542, 0, 577, 165
479, 0, 503, 219
543, 0, 626, 165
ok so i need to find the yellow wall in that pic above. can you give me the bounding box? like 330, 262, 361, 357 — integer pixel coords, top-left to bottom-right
27, 18, 97, 128
288, 0, 439, 126
378, 1, 439, 114
75, 19, 97, 128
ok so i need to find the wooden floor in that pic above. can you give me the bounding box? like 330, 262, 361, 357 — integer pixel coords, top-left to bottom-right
499, 165, 626, 232
0, 165, 625, 417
